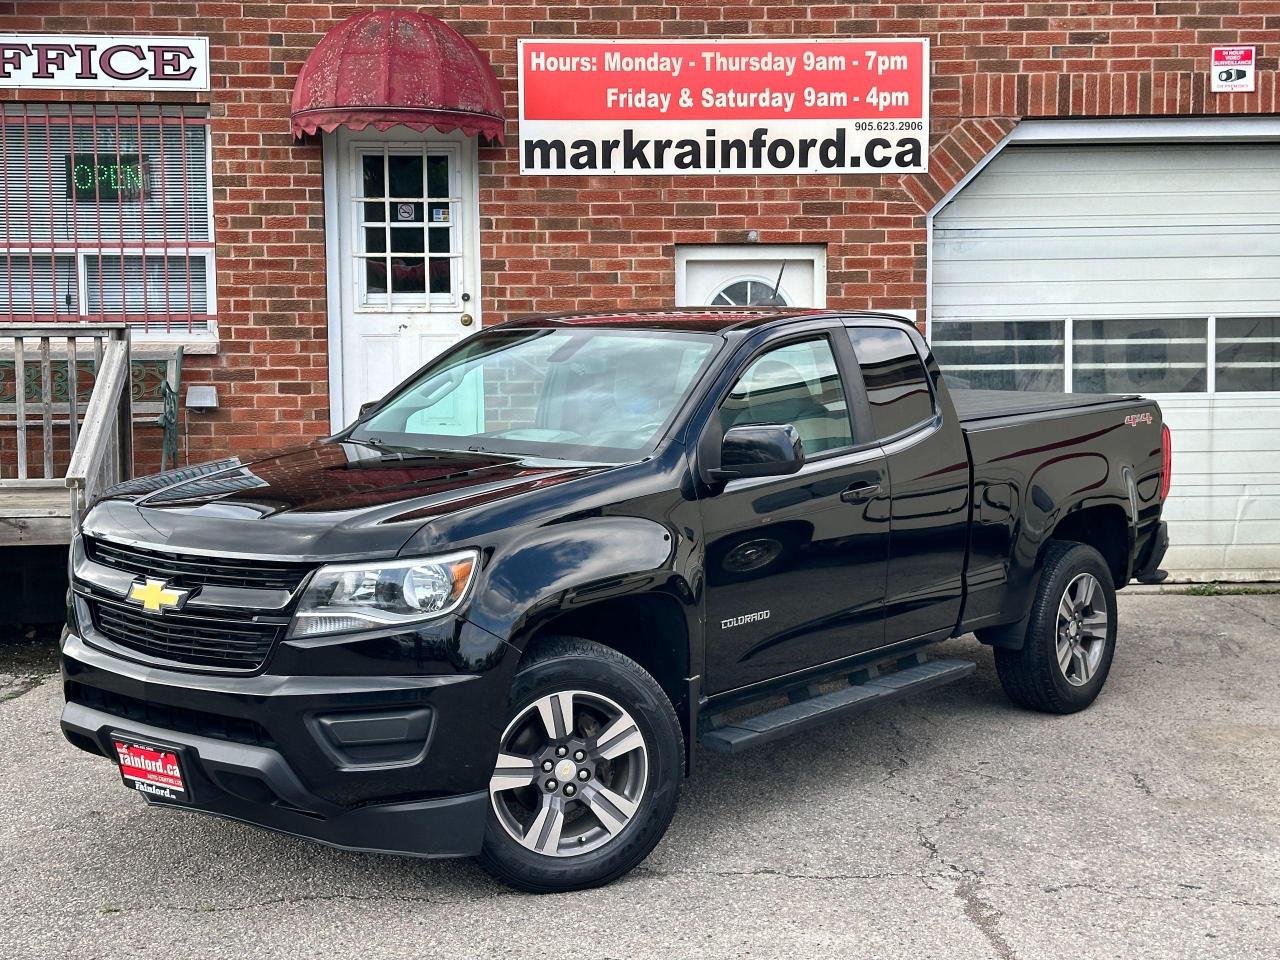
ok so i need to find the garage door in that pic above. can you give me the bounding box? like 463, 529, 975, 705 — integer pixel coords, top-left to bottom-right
931, 143, 1280, 581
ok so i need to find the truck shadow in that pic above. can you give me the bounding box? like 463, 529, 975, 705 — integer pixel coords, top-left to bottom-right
78, 640, 1015, 901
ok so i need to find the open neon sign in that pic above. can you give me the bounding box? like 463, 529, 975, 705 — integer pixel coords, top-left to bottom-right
64, 153, 148, 201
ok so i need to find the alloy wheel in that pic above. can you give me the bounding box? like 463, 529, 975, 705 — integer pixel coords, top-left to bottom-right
489, 689, 648, 857
1056, 572, 1108, 686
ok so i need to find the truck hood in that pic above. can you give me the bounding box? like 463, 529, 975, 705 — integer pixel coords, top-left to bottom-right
83, 442, 606, 560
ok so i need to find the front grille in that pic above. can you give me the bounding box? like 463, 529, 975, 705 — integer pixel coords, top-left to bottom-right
67, 681, 276, 747
88, 594, 284, 671
84, 536, 314, 592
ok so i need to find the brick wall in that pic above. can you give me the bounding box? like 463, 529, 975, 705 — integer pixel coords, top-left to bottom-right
1, 0, 1276, 472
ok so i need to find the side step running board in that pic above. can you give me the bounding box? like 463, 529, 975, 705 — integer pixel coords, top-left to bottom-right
699, 656, 976, 755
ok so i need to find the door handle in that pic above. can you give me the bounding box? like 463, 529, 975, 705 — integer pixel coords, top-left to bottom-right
840, 483, 881, 504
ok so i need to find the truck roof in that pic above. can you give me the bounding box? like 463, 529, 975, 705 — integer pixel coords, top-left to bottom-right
494, 308, 916, 335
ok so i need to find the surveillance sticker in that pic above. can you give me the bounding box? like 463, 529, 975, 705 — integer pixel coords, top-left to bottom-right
1211, 46, 1255, 93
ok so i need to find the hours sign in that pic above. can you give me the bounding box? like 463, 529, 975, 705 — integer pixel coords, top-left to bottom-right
517, 38, 930, 176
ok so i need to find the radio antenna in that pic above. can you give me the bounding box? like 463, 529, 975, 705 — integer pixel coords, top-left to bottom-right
768, 260, 787, 304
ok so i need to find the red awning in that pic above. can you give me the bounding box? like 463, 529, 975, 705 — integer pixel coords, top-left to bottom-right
290, 10, 505, 142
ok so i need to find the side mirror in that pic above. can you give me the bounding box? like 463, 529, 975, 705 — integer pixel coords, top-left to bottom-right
710, 423, 805, 481
358, 399, 380, 418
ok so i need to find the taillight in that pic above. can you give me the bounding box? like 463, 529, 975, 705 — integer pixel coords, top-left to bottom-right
1159, 423, 1172, 501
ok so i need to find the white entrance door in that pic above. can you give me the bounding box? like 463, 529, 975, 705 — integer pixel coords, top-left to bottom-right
327, 128, 481, 427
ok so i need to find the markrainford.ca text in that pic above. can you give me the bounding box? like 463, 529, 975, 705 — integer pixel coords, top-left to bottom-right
522, 127, 923, 171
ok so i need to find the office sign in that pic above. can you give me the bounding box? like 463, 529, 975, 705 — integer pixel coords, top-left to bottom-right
518, 38, 929, 175
0, 34, 210, 91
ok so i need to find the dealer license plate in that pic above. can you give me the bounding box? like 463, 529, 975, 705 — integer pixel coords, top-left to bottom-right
112, 738, 190, 803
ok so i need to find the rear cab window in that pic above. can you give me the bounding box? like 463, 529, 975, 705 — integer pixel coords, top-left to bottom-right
847, 327, 936, 440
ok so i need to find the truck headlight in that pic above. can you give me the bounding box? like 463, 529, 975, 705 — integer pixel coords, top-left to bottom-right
287, 550, 478, 639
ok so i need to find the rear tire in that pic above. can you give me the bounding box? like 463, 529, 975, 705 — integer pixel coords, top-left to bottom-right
477, 636, 683, 893
994, 541, 1117, 714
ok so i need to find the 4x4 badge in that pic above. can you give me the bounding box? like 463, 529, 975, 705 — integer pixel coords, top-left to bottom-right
127, 578, 188, 614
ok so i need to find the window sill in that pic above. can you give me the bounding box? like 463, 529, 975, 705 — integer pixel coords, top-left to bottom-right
131, 336, 218, 357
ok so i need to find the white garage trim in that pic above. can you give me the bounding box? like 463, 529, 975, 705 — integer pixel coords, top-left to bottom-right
925, 117, 1280, 339
926, 121, 1280, 582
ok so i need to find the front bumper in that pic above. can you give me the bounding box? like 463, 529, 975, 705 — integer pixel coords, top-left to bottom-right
62, 699, 488, 857
60, 628, 512, 858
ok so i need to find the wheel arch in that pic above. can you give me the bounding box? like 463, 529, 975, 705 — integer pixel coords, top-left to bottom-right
517, 591, 696, 774
977, 502, 1130, 651
1046, 502, 1131, 588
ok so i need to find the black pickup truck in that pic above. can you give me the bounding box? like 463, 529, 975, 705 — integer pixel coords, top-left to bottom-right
61, 310, 1170, 892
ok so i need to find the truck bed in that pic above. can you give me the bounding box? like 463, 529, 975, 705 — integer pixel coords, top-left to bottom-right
952, 389, 1138, 425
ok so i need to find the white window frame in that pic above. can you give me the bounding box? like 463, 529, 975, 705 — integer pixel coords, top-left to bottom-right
931, 311, 1280, 397
675, 244, 827, 308
349, 140, 463, 313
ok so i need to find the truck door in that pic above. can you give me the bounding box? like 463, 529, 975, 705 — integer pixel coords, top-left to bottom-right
845, 323, 971, 644
699, 331, 891, 694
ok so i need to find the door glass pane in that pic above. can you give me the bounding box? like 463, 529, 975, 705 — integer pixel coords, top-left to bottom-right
390, 200, 423, 223
388, 154, 423, 197
720, 338, 853, 453
848, 327, 935, 438
364, 257, 388, 295
1074, 318, 1206, 393
390, 257, 426, 294
427, 155, 449, 198
931, 319, 1064, 392
1217, 317, 1280, 392
361, 154, 385, 197
428, 228, 450, 254
363, 227, 386, 254
428, 201, 450, 225
389, 227, 425, 253
361, 154, 386, 222
428, 259, 452, 294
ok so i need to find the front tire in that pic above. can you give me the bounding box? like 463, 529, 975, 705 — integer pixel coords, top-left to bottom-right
994, 541, 1117, 714
477, 637, 683, 893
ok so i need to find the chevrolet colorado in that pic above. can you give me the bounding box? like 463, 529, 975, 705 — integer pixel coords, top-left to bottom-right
60, 310, 1170, 892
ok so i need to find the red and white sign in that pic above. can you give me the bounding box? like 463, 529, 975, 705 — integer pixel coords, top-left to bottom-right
1211, 46, 1255, 93
518, 38, 929, 176
0, 34, 209, 92
114, 739, 190, 802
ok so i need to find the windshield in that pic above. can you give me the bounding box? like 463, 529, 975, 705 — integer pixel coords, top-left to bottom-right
352, 327, 719, 461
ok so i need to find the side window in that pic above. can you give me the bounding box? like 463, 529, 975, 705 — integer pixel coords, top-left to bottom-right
720, 338, 854, 454
847, 327, 935, 439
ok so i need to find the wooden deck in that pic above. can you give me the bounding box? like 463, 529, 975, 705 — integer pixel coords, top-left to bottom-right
2, 323, 134, 549
0, 482, 74, 546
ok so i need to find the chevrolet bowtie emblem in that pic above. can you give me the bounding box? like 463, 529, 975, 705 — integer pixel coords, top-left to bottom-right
127, 578, 188, 614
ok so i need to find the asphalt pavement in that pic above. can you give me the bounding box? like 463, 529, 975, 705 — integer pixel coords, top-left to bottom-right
1, 594, 1277, 959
